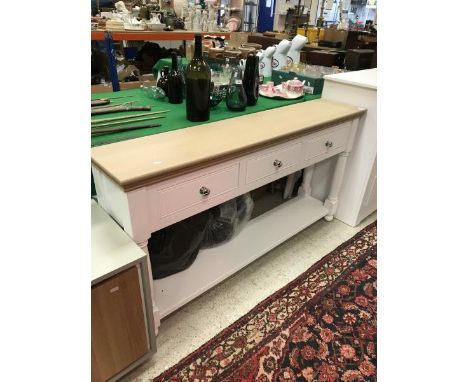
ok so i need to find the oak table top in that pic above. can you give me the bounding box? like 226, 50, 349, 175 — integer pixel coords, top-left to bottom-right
91, 99, 365, 191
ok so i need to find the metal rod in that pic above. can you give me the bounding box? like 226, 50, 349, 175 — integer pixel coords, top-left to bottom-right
91, 110, 170, 124
92, 101, 134, 109
92, 123, 162, 135
92, 115, 165, 128
105, 95, 136, 100
92, 105, 151, 116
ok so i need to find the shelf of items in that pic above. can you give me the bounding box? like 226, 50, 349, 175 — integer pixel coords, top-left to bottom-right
91, 30, 230, 41
91, 30, 231, 92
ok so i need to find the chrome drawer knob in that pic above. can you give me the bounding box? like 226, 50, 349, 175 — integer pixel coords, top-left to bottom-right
199, 186, 210, 196
325, 140, 334, 148
273, 159, 283, 168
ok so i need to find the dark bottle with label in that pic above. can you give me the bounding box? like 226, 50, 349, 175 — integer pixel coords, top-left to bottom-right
157, 66, 170, 95
242, 53, 260, 106
167, 52, 183, 104
185, 33, 211, 122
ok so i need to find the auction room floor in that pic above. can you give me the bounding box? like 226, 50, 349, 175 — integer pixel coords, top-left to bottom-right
122, 212, 377, 382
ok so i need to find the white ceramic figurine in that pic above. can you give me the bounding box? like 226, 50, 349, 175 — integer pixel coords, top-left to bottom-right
186, 6, 194, 30
208, 5, 217, 32
286, 34, 308, 64
272, 39, 292, 70
202, 9, 208, 32
258, 46, 276, 77
193, 6, 202, 32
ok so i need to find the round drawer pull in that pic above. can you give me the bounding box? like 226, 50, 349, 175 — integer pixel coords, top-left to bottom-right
325, 140, 334, 148
273, 159, 283, 168
199, 186, 211, 196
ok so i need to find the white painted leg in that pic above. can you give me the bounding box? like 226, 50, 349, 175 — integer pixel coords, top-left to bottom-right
283, 174, 295, 199
283, 172, 301, 199
298, 164, 315, 198
324, 152, 349, 221
138, 241, 161, 337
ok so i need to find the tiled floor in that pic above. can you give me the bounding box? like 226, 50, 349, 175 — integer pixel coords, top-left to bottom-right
122, 213, 377, 382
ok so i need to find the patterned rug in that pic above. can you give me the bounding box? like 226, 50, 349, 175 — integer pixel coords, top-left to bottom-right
154, 222, 377, 382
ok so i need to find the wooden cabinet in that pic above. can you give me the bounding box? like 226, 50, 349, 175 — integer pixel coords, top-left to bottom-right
92, 199, 156, 381
92, 267, 149, 382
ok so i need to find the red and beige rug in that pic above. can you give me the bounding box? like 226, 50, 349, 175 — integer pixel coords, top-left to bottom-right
154, 222, 377, 382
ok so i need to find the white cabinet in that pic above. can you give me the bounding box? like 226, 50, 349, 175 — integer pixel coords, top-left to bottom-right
321, 68, 377, 226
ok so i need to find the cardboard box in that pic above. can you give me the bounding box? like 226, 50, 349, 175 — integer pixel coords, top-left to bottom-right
228, 32, 250, 48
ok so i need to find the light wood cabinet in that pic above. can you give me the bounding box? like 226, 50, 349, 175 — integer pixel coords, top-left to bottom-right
92, 266, 149, 382
91, 200, 156, 381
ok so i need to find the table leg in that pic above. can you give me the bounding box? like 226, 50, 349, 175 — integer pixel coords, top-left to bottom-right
283, 172, 301, 199
298, 164, 315, 198
324, 117, 360, 221
324, 152, 349, 221
138, 240, 161, 337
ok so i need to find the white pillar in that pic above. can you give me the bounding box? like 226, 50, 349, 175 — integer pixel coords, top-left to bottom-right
309, 0, 320, 24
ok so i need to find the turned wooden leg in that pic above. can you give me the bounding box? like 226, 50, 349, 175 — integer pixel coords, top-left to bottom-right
283, 171, 301, 199
298, 164, 315, 198
283, 174, 295, 199
324, 152, 349, 221
138, 241, 161, 339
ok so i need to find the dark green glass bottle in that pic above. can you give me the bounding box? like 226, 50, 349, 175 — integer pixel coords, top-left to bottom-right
226, 67, 247, 112
242, 53, 260, 106
157, 66, 170, 95
167, 52, 183, 104
185, 34, 211, 122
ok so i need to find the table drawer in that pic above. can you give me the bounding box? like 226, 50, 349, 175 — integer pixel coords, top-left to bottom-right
159, 164, 240, 218
303, 124, 350, 161
246, 142, 302, 184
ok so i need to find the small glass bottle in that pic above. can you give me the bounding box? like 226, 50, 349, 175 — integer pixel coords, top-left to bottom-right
167, 52, 183, 104
157, 66, 170, 96
226, 67, 247, 112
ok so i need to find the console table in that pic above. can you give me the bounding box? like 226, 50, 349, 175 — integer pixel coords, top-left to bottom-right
91, 99, 365, 334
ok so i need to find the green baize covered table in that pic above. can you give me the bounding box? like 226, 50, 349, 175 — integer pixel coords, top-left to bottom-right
91, 88, 321, 147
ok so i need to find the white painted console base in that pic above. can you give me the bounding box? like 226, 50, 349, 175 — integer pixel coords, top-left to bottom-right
92, 112, 361, 334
